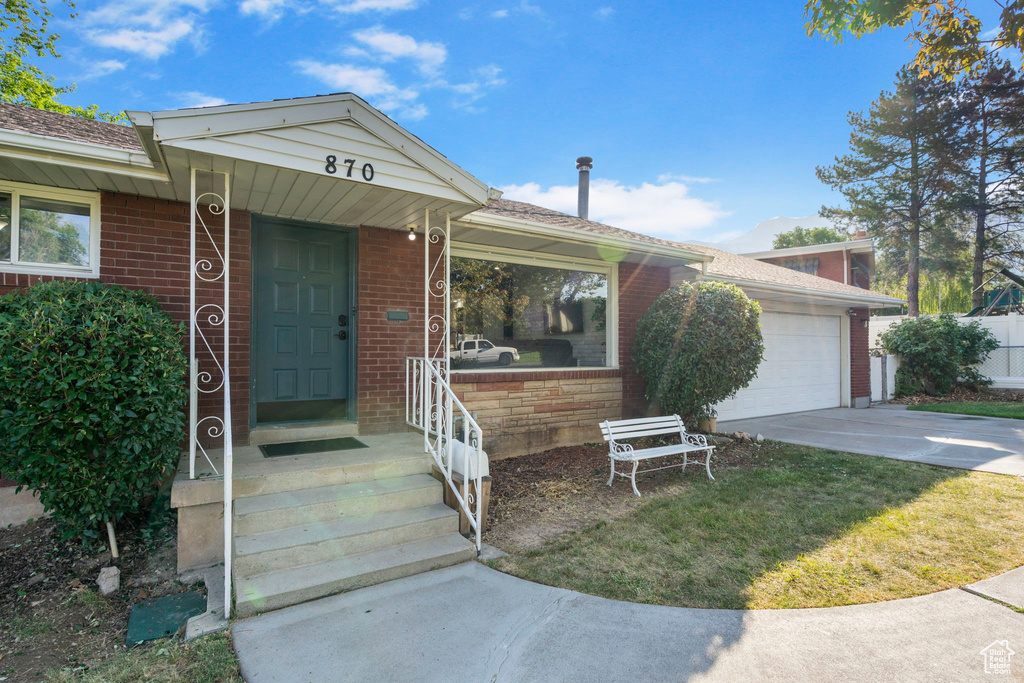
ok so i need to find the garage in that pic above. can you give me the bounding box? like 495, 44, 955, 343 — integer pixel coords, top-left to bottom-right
714, 310, 842, 422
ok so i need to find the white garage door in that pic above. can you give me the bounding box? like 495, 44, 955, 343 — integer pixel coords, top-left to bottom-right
715, 311, 842, 422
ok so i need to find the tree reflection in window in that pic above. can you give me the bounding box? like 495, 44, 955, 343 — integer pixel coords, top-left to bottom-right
451, 256, 608, 368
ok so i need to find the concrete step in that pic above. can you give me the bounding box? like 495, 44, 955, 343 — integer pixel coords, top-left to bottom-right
235, 532, 476, 617
233, 474, 443, 536
234, 504, 459, 576
249, 420, 359, 446
233, 449, 432, 500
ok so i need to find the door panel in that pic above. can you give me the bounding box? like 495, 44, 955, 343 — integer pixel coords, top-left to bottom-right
255, 220, 351, 419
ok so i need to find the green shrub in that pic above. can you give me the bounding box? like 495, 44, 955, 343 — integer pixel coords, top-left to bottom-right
0, 281, 187, 541
879, 313, 1000, 397
632, 281, 764, 426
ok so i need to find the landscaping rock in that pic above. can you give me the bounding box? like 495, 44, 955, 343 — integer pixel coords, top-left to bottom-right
26, 573, 46, 586
97, 566, 120, 596
755, 433, 765, 443
710, 436, 734, 446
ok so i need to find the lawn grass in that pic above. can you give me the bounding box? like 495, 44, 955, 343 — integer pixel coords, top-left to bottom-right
907, 401, 1024, 420
47, 633, 241, 683
490, 445, 1024, 609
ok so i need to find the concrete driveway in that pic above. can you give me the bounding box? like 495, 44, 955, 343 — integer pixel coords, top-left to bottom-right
231, 561, 1023, 682
719, 407, 1024, 476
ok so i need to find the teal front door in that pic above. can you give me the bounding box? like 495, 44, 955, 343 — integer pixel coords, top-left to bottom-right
254, 219, 353, 423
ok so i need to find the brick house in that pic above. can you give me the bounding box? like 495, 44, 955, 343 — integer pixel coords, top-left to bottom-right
742, 237, 876, 289
0, 95, 901, 616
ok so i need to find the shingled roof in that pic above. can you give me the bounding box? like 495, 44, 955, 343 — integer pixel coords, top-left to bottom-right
476, 198, 897, 301
0, 103, 142, 151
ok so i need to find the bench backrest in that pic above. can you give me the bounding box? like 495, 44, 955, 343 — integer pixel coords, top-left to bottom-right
600, 415, 686, 442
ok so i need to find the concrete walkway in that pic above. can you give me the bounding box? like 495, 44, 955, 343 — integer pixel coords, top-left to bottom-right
719, 407, 1024, 476
232, 562, 1023, 682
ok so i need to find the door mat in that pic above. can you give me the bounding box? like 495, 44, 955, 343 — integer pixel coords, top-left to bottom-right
260, 437, 369, 458
126, 592, 206, 646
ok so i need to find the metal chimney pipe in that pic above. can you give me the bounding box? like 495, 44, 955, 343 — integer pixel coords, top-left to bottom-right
576, 156, 593, 220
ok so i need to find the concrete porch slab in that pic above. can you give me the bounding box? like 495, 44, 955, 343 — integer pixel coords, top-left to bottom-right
231, 561, 1023, 682
171, 432, 430, 508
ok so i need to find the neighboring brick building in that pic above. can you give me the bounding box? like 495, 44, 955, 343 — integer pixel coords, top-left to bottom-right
742, 238, 875, 290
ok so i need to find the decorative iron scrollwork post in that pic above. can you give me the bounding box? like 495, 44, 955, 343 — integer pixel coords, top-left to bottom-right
188, 168, 233, 617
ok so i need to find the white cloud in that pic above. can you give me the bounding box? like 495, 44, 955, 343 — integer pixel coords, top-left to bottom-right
89, 20, 194, 59
178, 91, 230, 108
443, 64, 507, 111
82, 1, 213, 59
328, 0, 419, 12
294, 60, 427, 119
79, 59, 126, 80
499, 177, 729, 240
351, 26, 447, 76
490, 1, 542, 19
595, 6, 613, 18
657, 173, 717, 184
240, 0, 292, 21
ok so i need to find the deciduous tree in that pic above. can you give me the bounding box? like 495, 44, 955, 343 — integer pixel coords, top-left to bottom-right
772, 225, 849, 249
1, 0, 122, 121
805, 0, 1024, 79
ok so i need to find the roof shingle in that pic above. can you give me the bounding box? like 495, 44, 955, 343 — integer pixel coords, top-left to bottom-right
475, 198, 896, 301
0, 103, 141, 151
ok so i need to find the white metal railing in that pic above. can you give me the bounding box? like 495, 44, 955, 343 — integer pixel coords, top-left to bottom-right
406, 356, 484, 550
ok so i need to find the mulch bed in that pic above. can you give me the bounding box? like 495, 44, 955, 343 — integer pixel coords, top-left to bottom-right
0, 504, 197, 682
484, 438, 774, 552
886, 387, 1024, 405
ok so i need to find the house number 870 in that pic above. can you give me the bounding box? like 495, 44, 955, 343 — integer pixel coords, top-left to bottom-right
325, 155, 374, 182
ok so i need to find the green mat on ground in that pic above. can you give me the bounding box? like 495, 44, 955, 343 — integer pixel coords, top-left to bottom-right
126, 592, 206, 646
259, 436, 368, 458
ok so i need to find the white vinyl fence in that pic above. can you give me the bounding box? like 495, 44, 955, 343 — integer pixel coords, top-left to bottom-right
869, 313, 1024, 397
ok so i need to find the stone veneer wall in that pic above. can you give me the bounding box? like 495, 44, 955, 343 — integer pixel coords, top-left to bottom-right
452, 371, 623, 458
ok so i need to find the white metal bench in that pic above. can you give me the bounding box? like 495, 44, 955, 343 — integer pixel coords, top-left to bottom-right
599, 415, 715, 496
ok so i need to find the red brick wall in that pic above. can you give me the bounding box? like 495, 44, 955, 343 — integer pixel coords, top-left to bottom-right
618, 260, 671, 418
850, 307, 870, 402
761, 251, 852, 286
0, 191, 252, 444
355, 226, 425, 434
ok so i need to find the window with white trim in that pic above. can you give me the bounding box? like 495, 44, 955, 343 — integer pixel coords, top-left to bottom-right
450, 252, 613, 370
0, 182, 101, 277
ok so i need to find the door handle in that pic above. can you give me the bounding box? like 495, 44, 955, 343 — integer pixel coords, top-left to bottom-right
337, 330, 347, 341
338, 314, 348, 327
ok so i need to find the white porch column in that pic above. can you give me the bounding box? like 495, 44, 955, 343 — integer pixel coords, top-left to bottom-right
188, 168, 233, 618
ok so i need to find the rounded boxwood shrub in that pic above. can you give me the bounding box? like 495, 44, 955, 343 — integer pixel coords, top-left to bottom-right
879, 313, 999, 397
633, 281, 764, 426
0, 281, 187, 541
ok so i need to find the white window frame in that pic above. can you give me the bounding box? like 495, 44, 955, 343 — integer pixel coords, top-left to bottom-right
0, 180, 101, 278
450, 243, 619, 373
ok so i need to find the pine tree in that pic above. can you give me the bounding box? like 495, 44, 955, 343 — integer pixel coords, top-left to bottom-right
957, 56, 1024, 308
818, 67, 966, 316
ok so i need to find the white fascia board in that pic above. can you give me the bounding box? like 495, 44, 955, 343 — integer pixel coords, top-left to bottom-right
137, 94, 490, 206
707, 274, 905, 307
0, 129, 168, 182
741, 239, 874, 260
459, 211, 714, 265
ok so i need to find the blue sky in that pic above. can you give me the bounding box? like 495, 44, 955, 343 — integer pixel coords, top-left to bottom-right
42, 1, 977, 242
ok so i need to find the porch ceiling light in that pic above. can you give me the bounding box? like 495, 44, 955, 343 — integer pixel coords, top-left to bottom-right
407, 224, 417, 240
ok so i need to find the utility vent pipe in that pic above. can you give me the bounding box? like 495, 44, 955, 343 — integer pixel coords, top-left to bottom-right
576, 156, 593, 220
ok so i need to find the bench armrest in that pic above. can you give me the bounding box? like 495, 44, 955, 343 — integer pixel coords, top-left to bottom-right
609, 439, 635, 459
682, 432, 710, 448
